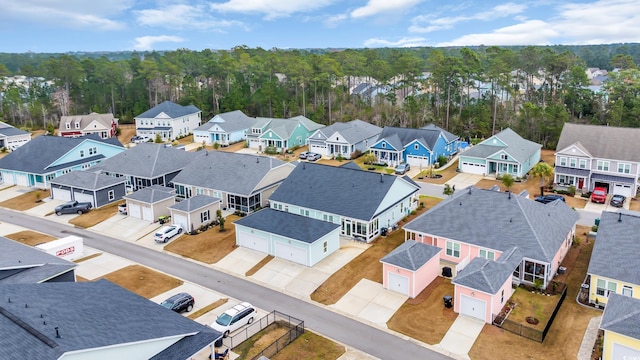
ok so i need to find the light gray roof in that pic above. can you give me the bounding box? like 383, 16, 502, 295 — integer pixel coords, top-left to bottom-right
235, 208, 340, 244
135, 101, 200, 119
0, 280, 220, 360
312, 119, 382, 144
169, 195, 219, 212
380, 240, 441, 271
588, 211, 640, 285
557, 123, 640, 162
421, 124, 459, 143
600, 293, 640, 340
269, 162, 419, 221
0, 237, 76, 284
375, 126, 444, 151
453, 247, 522, 294
92, 143, 205, 178
59, 113, 116, 132
0, 121, 30, 137
404, 187, 579, 264
196, 110, 254, 134
50, 170, 126, 190
171, 151, 292, 196
253, 116, 324, 140
462, 128, 541, 164
124, 185, 175, 203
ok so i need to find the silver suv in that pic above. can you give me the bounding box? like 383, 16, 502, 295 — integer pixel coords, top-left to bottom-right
395, 163, 410, 175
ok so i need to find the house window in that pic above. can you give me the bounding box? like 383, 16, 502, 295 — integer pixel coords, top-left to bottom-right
277, 204, 282, 210
597, 161, 609, 171
569, 158, 577, 167
559, 157, 567, 166
381, 143, 386, 149
596, 279, 616, 297
65, 123, 70, 129
618, 163, 631, 174
201, 210, 210, 222
108, 190, 115, 200
513, 165, 518, 174
89, 147, 97, 155
446, 241, 460, 258
500, 154, 508, 160
82, 163, 91, 169
623, 285, 633, 297
75, 122, 80, 129
414, 144, 419, 150
579, 159, 587, 169
558, 175, 566, 184
80, 150, 84, 157
323, 214, 334, 222
323, 241, 328, 253
479, 249, 495, 260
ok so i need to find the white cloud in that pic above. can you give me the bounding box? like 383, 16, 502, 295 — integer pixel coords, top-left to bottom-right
363, 36, 428, 48
210, 0, 336, 20
351, 0, 423, 19
134, 4, 244, 31
437, 20, 558, 46
324, 14, 347, 28
409, 2, 526, 33
133, 35, 185, 51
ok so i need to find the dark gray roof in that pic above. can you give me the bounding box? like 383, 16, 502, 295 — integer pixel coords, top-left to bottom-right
462, 128, 541, 164
311, 119, 381, 144
600, 293, 640, 340
554, 166, 591, 177
420, 124, 459, 143
380, 240, 441, 271
588, 211, 640, 285
0, 121, 29, 137
50, 170, 126, 190
339, 161, 363, 170
403, 187, 579, 264
557, 123, 640, 163
196, 110, 255, 133
0, 237, 76, 284
255, 116, 324, 140
0, 280, 220, 360
234, 208, 340, 244
171, 151, 292, 196
453, 247, 522, 294
92, 143, 204, 178
169, 195, 219, 212
269, 162, 419, 221
375, 126, 442, 151
591, 173, 635, 184
124, 186, 175, 203
0, 134, 123, 174
136, 101, 200, 119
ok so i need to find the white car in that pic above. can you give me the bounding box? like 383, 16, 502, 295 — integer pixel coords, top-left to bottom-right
210, 302, 257, 337
153, 225, 182, 243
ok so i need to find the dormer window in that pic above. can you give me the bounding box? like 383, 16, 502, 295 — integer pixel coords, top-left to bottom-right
75, 122, 80, 129
381, 143, 386, 149
500, 154, 508, 160
65, 123, 70, 129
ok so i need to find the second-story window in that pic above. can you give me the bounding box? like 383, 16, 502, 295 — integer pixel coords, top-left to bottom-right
569, 158, 577, 167
559, 157, 567, 166
579, 159, 587, 169
618, 163, 631, 174
597, 160, 609, 171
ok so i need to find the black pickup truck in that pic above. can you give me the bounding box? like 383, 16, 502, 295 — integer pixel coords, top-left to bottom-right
55, 200, 92, 215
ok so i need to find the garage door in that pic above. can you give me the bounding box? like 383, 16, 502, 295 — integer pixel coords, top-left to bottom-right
613, 184, 633, 197
173, 214, 189, 232
52, 187, 72, 202
15, 174, 29, 186
238, 232, 269, 253
612, 343, 640, 359
460, 161, 486, 175
128, 203, 141, 219
460, 295, 486, 322
142, 205, 154, 222
274, 242, 308, 266
387, 272, 410, 296
406, 155, 429, 168
74, 191, 95, 208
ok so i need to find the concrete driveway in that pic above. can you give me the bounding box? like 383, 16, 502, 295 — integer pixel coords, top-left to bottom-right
74, 247, 136, 280
330, 279, 408, 327
150, 282, 229, 317
214, 247, 270, 276
437, 315, 485, 358
445, 173, 483, 190
583, 195, 629, 213
89, 214, 160, 241
0, 185, 34, 202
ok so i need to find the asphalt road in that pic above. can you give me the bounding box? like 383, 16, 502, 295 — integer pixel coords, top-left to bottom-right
0, 208, 452, 360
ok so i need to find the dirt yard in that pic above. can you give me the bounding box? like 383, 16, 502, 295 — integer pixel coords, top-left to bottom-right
95, 264, 183, 299
69, 200, 123, 228
5, 230, 56, 246
0, 189, 50, 211
164, 215, 241, 263
117, 124, 137, 145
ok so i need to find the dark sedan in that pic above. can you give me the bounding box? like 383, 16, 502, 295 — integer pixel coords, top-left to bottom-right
610, 194, 626, 208
534, 194, 565, 204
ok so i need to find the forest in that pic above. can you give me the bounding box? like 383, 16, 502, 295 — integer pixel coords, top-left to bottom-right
1, 43, 640, 149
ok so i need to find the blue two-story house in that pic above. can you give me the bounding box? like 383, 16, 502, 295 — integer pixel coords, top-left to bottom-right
369, 125, 459, 168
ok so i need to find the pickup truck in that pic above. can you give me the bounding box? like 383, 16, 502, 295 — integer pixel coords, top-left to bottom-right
55, 201, 92, 215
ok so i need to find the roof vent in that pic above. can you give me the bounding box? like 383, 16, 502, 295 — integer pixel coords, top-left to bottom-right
256, 157, 259, 163
459, 201, 462, 206
618, 212, 622, 222
468, 187, 472, 194
380, 173, 383, 183
509, 218, 512, 223
55, 327, 61, 339
7, 298, 10, 303
25, 303, 28, 308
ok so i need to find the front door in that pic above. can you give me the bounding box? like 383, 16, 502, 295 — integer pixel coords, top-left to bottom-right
343, 219, 351, 236
578, 178, 584, 190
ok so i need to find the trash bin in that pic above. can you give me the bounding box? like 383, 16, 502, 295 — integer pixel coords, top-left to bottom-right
595, 218, 600, 226
442, 266, 452, 278
558, 266, 566, 274
443, 295, 453, 308
380, 227, 388, 236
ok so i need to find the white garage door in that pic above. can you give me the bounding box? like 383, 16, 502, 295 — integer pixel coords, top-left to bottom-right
15, 173, 29, 186
612, 342, 640, 359
460, 295, 486, 321
173, 214, 188, 232
142, 205, 154, 222
460, 161, 486, 175
238, 232, 269, 253
387, 272, 410, 296
406, 155, 429, 168
613, 184, 633, 197
129, 203, 141, 219
274, 242, 308, 266
249, 139, 261, 149
74, 191, 95, 208
52, 187, 72, 202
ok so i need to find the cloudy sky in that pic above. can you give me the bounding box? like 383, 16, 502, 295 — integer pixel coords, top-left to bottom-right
1, 0, 639, 53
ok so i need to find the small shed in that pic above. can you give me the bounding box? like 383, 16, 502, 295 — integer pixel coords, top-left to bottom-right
124, 185, 175, 222
380, 240, 442, 298
50, 171, 126, 208
169, 195, 221, 233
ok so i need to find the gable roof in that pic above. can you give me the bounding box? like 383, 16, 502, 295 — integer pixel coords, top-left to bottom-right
380, 240, 441, 271
124, 185, 175, 203
59, 113, 116, 131
195, 110, 254, 133
136, 101, 200, 119
600, 293, 640, 340
0, 237, 76, 284
403, 187, 579, 263
420, 124, 459, 143
588, 211, 640, 285
169, 195, 220, 212
453, 247, 522, 294
234, 208, 340, 244
255, 116, 324, 140
0, 134, 123, 174
0, 121, 30, 137
50, 170, 126, 190
269, 162, 419, 221
0, 280, 220, 360
556, 123, 640, 162
462, 128, 541, 164
313, 119, 382, 144
171, 151, 292, 196
375, 126, 443, 151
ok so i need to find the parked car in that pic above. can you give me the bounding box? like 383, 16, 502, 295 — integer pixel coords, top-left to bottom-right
298, 151, 312, 159
154, 224, 183, 243
131, 135, 150, 144
306, 153, 321, 161
210, 302, 257, 337
610, 194, 626, 208
160, 292, 194, 313
117, 203, 127, 215
395, 163, 410, 175
55, 201, 92, 215
591, 187, 608, 203
534, 194, 565, 204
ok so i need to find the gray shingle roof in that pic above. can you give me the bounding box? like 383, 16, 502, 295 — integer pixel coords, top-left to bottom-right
124, 185, 175, 203
462, 128, 541, 164
169, 195, 219, 212
171, 151, 293, 196
557, 123, 640, 162
0, 237, 76, 284
234, 208, 340, 244
196, 110, 254, 133
375, 126, 442, 151
59, 113, 116, 132
135, 101, 200, 119
0, 121, 30, 137
269, 162, 419, 221
380, 240, 441, 271
600, 293, 640, 340
588, 211, 640, 285
255, 116, 324, 140
420, 124, 459, 143
453, 247, 522, 294
0, 280, 220, 360
403, 187, 579, 263
50, 170, 126, 190
0, 134, 123, 174
312, 119, 382, 144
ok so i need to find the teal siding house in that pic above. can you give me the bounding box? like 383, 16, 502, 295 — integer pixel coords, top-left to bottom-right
246, 115, 324, 151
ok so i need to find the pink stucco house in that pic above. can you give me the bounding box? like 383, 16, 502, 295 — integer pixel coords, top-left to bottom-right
380, 240, 442, 299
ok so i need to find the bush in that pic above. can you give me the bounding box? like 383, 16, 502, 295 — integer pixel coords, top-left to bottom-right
554, 189, 572, 195
591, 225, 598, 232
437, 155, 448, 167
568, 185, 576, 196
335, 154, 345, 162
264, 146, 278, 154
213, 142, 220, 150
350, 149, 362, 159
581, 192, 592, 198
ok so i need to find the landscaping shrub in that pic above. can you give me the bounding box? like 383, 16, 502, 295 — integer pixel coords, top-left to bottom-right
264, 146, 278, 154
350, 149, 362, 159
591, 225, 598, 232
437, 155, 448, 167
568, 185, 576, 196
335, 154, 345, 162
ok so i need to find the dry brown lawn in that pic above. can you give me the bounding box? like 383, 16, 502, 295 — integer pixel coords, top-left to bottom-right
0, 189, 50, 211
630, 198, 640, 211
68, 200, 123, 228
387, 277, 457, 344
96, 264, 183, 299
117, 125, 137, 145
246, 255, 274, 276
175, 134, 193, 145
469, 225, 600, 360
414, 159, 460, 185
73, 253, 102, 263
233, 322, 290, 357
218, 141, 248, 152
310, 196, 443, 305
507, 287, 560, 329
4, 230, 56, 246
164, 215, 241, 264
272, 330, 346, 360
188, 298, 228, 320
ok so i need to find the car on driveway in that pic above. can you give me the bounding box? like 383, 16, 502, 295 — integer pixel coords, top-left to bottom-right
55, 200, 92, 215
591, 187, 608, 203
534, 194, 565, 204
298, 151, 311, 159
210, 302, 257, 337
306, 152, 321, 161
395, 163, 410, 175
610, 194, 626, 208
117, 203, 127, 215
160, 292, 194, 313
154, 224, 183, 243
